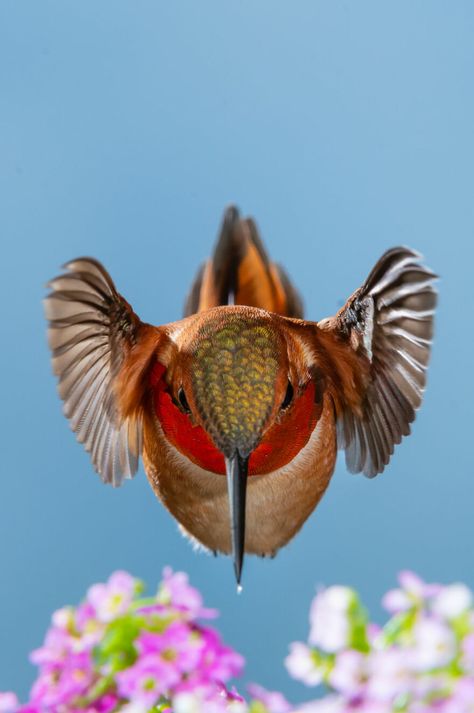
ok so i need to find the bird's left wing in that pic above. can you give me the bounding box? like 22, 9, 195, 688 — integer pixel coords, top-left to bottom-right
318, 247, 438, 478
45, 258, 162, 486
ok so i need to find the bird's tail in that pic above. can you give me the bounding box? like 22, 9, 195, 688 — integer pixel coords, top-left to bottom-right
184, 206, 303, 318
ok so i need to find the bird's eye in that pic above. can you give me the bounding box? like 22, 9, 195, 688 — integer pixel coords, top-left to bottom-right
178, 387, 191, 414
280, 381, 294, 410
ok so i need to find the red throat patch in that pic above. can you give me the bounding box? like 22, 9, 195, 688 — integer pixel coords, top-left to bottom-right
151, 363, 320, 475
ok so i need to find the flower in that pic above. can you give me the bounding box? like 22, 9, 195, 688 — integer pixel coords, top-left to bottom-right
247, 683, 292, 712
116, 654, 178, 707
365, 649, 413, 702
87, 570, 138, 623
431, 584, 473, 620
0, 693, 18, 713
382, 570, 441, 615
309, 586, 356, 653
411, 617, 457, 670
196, 627, 245, 683
285, 642, 323, 686
294, 696, 345, 712
328, 650, 367, 697
157, 567, 217, 620
7, 569, 474, 713
462, 632, 474, 673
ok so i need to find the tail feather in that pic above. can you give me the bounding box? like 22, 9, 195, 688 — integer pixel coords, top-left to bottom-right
184, 206, 303, 318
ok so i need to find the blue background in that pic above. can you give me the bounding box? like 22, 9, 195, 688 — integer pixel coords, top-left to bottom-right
1, 1, 473, 704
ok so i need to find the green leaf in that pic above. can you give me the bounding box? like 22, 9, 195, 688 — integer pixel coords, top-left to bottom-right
383, 609, 417, 647
348, 595, 370, 653
94, 614, 142, 671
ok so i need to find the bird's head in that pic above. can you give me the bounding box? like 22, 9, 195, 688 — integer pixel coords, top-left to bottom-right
150, 307, 324, 583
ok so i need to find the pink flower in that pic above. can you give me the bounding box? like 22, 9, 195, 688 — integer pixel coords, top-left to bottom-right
92, 693, 119, 712
30, 651, 94, 707
196, 628, 245, 682
157, 568, 217, 620
247, 683, 292, 712
136, 621, 204, 675
30, 625, 73, 667
116, 653, 179, 706
87, 571, 138, 623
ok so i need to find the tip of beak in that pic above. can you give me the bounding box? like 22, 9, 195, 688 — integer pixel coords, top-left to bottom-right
225, 452, 249, 588
234, 558, 243, 587
237, 583, 243, 594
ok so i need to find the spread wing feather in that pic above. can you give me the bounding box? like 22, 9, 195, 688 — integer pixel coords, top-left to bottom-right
45, 258, 143, 485
324, 247, 437, 478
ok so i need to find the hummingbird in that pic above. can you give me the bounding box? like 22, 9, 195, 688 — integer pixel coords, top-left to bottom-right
45, 206, 437, 585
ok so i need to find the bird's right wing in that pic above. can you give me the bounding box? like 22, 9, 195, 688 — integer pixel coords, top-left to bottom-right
45, 258, 162, 486
318, 247, 438, 478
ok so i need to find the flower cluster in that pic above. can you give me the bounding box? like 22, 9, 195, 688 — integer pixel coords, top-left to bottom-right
286, 571, 474, 712
3, 568, 250, 713
2, 570, 474, 712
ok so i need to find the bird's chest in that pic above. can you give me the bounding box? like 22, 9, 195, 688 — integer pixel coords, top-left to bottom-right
142, 400, 337, 556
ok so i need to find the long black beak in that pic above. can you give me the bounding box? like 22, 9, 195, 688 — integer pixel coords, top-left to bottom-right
224, 451, 249, 586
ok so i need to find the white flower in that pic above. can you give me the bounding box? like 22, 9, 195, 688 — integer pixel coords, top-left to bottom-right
431, 584, 473, 620
366, 649, 413, 701
329, 650, 367, 696
173, 693, 203, 713
412, 617, 457, 670
117, 704, 148, 713
51, 606, 74, 630
295, 696, 345, 713
285, 642, 323, 686
309, 586, 354, 653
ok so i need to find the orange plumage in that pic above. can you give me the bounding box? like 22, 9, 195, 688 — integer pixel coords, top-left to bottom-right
45, 206, 437, 583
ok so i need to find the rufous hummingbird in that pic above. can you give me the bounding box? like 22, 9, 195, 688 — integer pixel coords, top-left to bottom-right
45, 206, 437, 585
